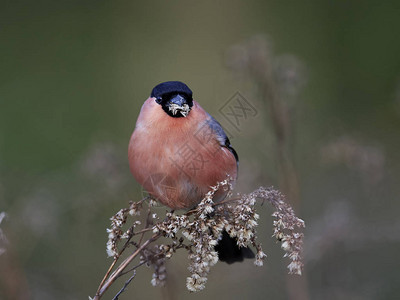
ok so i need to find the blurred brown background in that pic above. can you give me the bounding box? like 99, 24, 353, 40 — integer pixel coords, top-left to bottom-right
1, 1, 400, 299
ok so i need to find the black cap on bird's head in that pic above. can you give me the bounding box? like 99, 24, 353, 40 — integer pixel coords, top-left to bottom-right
151, 81, 193, 118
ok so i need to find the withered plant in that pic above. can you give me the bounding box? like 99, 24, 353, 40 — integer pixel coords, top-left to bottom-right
91, 178, 304, 299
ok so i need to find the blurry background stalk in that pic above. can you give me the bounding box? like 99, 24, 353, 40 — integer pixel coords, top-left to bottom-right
226, 35, 308, 300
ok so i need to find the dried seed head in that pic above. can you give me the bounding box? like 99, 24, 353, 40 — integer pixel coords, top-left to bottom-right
103, 177, 305, 293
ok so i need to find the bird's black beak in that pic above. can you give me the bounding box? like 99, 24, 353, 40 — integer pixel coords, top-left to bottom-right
169, 94, 187, 107
167, 94, 191, 117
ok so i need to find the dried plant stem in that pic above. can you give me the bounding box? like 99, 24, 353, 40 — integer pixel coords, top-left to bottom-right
95, 259, 118, 298
119, 259, 147, 277
132, 227, 154, 235
185, 197, 242, 215
112, 271, 136, 300
94, 233, 160, 300
257, 41, 306, 300
257, 53, 307, 300
226, 36, 308, 299
262, 83, 300, 210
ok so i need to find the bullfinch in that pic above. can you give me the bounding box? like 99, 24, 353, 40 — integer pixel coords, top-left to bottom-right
128, 81, 254, 263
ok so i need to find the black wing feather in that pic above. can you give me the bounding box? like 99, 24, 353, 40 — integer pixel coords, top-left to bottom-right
206, 115, 239, 165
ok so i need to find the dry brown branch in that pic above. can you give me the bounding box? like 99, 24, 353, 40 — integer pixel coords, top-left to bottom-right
93, 234, 159, 299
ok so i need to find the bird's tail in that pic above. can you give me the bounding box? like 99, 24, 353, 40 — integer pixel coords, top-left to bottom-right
215, 230, 255, 264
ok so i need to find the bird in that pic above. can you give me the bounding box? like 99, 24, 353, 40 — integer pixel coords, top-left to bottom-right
128, 81, 254, 263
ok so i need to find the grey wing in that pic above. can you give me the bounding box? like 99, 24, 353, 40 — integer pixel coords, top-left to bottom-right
206, 114, 239, 164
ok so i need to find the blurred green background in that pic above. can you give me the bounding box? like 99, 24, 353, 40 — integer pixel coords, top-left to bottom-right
1, 1, 400, 299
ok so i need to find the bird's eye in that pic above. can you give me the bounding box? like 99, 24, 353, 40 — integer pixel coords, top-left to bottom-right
155, 97, 162, 104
